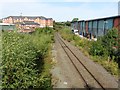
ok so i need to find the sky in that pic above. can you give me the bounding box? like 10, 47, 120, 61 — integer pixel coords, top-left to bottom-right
0, 0, 119, 21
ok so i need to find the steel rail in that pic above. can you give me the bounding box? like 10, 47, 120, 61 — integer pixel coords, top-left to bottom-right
56, 33, 105, 90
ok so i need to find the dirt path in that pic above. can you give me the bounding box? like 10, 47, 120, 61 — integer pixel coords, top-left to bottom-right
51, 33, 118, 89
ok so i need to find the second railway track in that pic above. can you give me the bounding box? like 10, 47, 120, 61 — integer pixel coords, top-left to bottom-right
56, 33, 106, 90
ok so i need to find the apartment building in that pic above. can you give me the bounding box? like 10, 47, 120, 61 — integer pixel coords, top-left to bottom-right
2, 16, 53, 28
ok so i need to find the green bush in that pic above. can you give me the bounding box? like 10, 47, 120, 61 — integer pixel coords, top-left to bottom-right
2, 32, 38, 88
1, 29, 53, 89
101, 28, 118, 59
89, 28, 118, 59
89, 41, 107, 56
35, 27, 53, 34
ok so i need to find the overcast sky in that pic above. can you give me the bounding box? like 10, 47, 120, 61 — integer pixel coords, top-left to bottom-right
0, 0, 119, 21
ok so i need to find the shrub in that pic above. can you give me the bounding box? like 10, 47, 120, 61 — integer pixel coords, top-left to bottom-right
2, 32, 39, 88
89, 41, 107, 56
1, 29, 53, 89
101, 28, 118, 60
89, 28, 118, 58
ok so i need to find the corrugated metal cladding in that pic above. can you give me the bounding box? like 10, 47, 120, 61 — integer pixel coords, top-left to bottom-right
114, 17, 120, 29
77, 22, 79, 31
97, 19, 113, 36
71, 16, 120, 38
104, 19, 113, 34
71, 22, 78, 30
71, 22, 74, 30
83, 21, 85, 34
77, 22, 79, 30
98, 20, 104, 36
92, 20, 97, 38
78, 21, 82, 35
88, 21, 92, 34
78, 21, 86, 35
1, 25, 15, 30
85, 22, 88, 33
80, 22, 82, 34
78, 22, 81, 34
74, 22, 78, 30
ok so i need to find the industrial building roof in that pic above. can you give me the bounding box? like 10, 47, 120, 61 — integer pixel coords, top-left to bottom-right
86, 15, 120, 21
0, 23, 15, 25
71, 15, 120, 23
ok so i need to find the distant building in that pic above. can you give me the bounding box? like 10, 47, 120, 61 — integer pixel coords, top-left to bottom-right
2, 16, 53, 29
21, 21, 40, 29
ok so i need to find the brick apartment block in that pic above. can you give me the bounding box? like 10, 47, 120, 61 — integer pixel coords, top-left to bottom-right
2, 16, 53, 30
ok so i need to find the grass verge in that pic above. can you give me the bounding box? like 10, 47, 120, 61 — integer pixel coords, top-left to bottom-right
59, 27, 119, 78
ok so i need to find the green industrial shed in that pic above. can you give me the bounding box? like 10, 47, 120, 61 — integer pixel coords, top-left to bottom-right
0, 23, 15, 31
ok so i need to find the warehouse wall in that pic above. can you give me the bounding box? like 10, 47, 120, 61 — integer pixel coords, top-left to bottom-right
71, 16, 120, 39
1, 25, 15, 31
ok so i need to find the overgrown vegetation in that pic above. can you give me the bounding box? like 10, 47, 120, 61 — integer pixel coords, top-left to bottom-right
1, 27, 54, 89
58, 25, 119, 77
53, 22, 66, 31
90, 29, 118, 60
89, 29, 119, 76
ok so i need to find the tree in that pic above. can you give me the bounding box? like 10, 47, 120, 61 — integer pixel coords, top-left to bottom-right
72, 18, 79, 22
65, 21, 71, 26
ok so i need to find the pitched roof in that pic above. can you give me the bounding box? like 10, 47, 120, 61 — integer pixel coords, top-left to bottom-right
47, 18, 53, 20
3, 16, 49, 20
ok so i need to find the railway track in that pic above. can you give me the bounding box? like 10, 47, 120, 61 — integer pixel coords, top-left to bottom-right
56, 33, 106, 90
